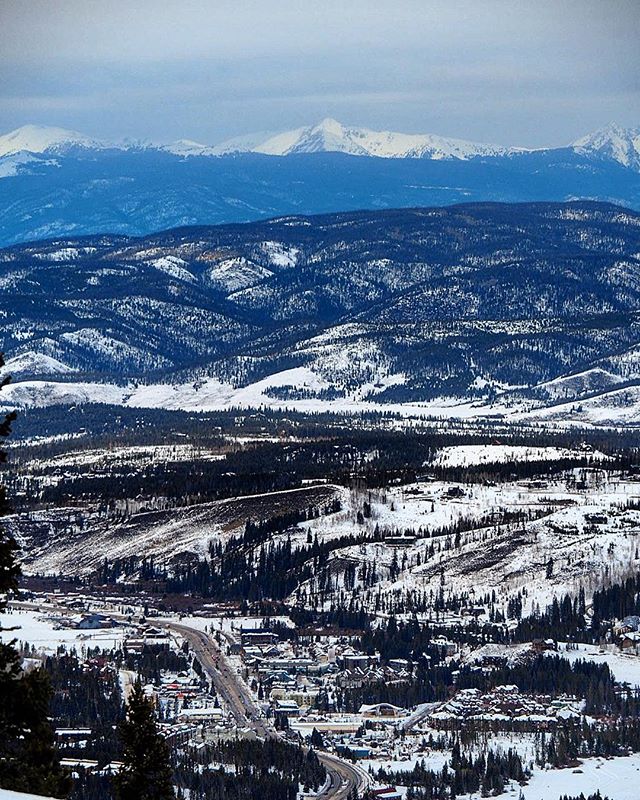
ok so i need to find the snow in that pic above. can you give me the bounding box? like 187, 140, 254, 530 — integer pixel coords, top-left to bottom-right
0, 125, 108, 156
0, 151, 57, 178
260, 241, 300, 268
1, 606, 131, 653
0, 790, 61, 800
0, 352, 76, 378
490, 753, 640, 800
432, 445, 604, 468
554, 642, 640, 689
161, 139, 219, 157
213, 118, 520, 160
147, 255, 196, 283
207, 256, 273, 292
285, 470, 640, 619
528, 384, 640, 427
573, 122, 640, 171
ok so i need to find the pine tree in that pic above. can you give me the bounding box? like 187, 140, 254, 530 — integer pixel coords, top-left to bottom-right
0, 356, 71, 798
114, 679, 175, 800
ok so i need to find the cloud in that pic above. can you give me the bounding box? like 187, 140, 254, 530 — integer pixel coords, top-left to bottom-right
0, 0, 638, 147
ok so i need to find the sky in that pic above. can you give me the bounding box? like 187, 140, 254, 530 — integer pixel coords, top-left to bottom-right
0, 0, 638, 148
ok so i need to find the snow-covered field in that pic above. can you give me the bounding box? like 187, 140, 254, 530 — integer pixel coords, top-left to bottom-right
554, 642, 640, 689
1, 606, 132, 653
432, 444, 606, 468
491, 753, 640, 800
4, 364, 640, 428
0, 790, 59, 800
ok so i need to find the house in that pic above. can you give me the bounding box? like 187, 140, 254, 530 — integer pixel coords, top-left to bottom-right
177, 707, 224, 724
60, 758, 100, 773
76, 613, 117, 630
618, 615, 640, 634
339, 652, 380, 670
371, 789, 403, 800
532, 638, 557, 654
432, 636, 457, 656
274, 699, 301, 716
384, 535, 417, 547
240, 630, 279, 647
620, 631, 640, 651
55, 728, 92, 743
387, 658, 410, 673
336, 744, 371, 759
359, 702, 405, 718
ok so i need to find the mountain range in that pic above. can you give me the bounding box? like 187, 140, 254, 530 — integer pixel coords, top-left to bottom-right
2, 118, 639, 164
3, 200, 640, 427
0, 120, 639, 247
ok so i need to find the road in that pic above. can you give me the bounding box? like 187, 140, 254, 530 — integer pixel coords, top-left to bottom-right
165, 620, 369, 799
164, 621, 270, 737
316, 751, 370, 800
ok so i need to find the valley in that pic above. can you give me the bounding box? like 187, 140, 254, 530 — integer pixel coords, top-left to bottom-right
5, 201, 640, 799
6, 413, 640, 800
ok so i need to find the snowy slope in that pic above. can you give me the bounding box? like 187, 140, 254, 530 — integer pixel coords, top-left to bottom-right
214, 118, 515, 160
573, 122, 640, 171
2, 120, 639, 169
0, 124, 109, 156
0, 151, 58, 178
0, 791, 61, 800
160, 138, 219, 157
0, 352, 76, 379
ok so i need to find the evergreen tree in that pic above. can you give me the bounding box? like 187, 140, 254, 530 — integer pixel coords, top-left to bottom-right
114, 679, 175, 800
0, 356, 70, 798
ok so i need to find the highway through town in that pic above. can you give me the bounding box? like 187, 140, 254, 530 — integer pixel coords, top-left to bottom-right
164, 620, 370, 799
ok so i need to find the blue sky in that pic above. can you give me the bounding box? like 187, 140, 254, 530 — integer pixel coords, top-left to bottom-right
0, 0, 638, 147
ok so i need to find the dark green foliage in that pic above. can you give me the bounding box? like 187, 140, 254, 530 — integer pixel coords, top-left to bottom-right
376, 742, 527, 799
591, 572, 640, 630
0, 354, 70, 797
537, 717, 640, 766
0, 666, 72, 797
513, 588, 587, 642
114, 679, 175, 800
44, 650, 123, 762
173, 737, 326, 800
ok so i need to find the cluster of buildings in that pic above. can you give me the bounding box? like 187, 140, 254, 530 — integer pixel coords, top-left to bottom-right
429, 685, 582, 729
615, 615, 640, 652
229, 625, 413, 719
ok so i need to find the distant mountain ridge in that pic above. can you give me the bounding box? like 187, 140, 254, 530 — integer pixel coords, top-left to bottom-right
3, 201, 640, 427
212, 117, 518, 159
0, 119, 639, 249
2, 119, 639, 167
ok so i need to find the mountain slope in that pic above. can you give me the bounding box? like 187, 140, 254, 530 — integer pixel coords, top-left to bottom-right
573, 123, 640, 172
214, 117, 515, 159
0, 124, 110, 156
2, 201, 640, 423
0, 147, 639, 248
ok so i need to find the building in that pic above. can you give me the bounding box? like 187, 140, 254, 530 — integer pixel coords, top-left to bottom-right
240, 630, 279, 647
371, 788, 402, 800
359, 703, 405, 718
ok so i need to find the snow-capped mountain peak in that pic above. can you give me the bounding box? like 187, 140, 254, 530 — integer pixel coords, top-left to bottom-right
161, 138, 219, 157
572, 122, 640, 170
0, 124, 109, 157
214, 118, 516, 160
